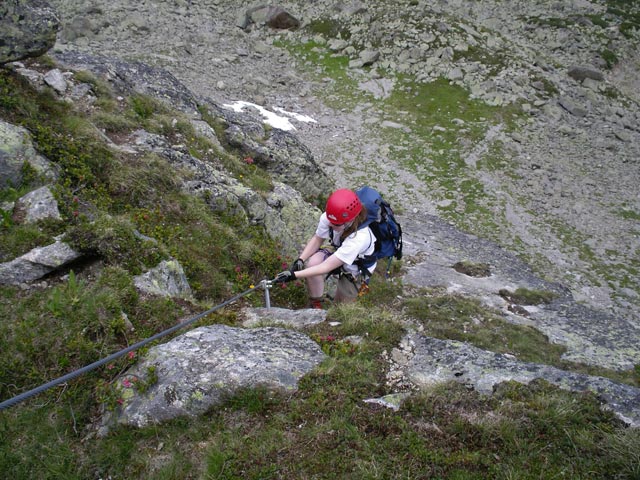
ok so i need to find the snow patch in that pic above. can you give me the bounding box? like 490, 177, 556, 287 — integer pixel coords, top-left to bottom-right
222, 101, 316, 131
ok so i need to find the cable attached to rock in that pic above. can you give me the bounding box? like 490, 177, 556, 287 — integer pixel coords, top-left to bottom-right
0, 281, 272, 411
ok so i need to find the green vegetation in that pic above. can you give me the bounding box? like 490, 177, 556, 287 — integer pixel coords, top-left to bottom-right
1, 50, 638, 480
452, 260, 491, 277
606, 0, 640, 39
277, 37, 523, 240
498, 287, 557, 305
403, 288, 638, 386
601, 48, 620, 69
306, 18, 352, 39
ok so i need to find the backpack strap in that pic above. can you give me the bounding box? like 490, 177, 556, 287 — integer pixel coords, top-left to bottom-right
354, 229, 376, 280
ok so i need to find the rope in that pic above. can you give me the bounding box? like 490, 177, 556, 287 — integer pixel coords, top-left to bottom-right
0, 282, 268, 411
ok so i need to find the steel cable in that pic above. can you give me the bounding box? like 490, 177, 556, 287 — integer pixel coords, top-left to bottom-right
0, 283, 266, 411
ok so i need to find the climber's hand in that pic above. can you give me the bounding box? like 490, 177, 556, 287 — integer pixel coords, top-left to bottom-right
274, 270, 296, 283
290, 258, 305, 273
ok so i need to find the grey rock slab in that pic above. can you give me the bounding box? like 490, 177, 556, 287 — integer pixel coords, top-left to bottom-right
404, 335, 640, 427
133, 259, 193, 299
402, 213, 640, 371
13, 186, 62, 223
0, 240, 82, 285
242, 307, 327, 328
100, 325, 326, 431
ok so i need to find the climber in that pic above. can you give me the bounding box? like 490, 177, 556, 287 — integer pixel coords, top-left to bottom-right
274, 188, 376, 308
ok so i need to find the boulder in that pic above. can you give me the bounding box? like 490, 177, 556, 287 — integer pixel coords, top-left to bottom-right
0, 0, 60, 64
12, 186, 62, 224
100, 324, 326, 432
568, 66, 604, 82
238, 6, 301, 31
0, 120, 59, 189
0, 239, 82, 285
133, 259, 192, 299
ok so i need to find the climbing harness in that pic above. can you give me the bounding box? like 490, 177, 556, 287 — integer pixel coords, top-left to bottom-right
0, 278, 278, 411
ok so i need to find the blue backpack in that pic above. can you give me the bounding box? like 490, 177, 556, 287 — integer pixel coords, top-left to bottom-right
354, 186, 403, 277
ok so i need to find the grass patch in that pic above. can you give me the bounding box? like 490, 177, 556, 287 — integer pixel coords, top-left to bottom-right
404, 289, 566, 364
305, 18, 352, 39
498, 287, 557, 305
618, 208, 640, 221
453, 260, 491, 277
403, 288, 639, 386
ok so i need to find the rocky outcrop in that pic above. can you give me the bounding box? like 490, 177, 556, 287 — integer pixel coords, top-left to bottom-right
0, 120, 59, 189
52, 51, 200, 115
403, 214, 640, 372
0, 239, 81, 285
242, 306, 327, 328
12, 186, 61, 224
395, 335, 640, 427
100, 324, 326, 433
237, 5, 301, 31
205, 100, 333, 203
0, 0, 60, 65
133, 259, 193, 300
125, 129, 320, 256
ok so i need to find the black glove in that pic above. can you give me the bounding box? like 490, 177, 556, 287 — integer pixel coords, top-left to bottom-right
274, 270, 296, 283
290, 258, 305, 273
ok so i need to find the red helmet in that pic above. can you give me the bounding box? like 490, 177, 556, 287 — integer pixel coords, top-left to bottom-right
326, 189, 362, 224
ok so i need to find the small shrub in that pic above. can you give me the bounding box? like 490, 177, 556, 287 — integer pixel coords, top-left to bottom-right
65, 213, 167, 273
129, 94, 162, 119
600, 48, 619, 69
311, 333, 358, 356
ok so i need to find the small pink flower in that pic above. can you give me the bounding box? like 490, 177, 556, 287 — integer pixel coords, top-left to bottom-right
117, 398, 124, 405
72, 211, 79, 217
281, 262, 288, 269
127, 351, 136, 360
244, 157, 254, 165
72, 196, 79, 203
235, 266, 242, 273
106, 364, 115, 370
122, 379, 132, 388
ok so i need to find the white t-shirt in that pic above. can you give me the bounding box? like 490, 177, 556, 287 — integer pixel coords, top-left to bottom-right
316, 213, 377, 276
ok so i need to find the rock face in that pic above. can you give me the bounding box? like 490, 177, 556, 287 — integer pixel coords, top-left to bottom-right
399, 336, 640, 427
101, 325, 326, 431
0, 120, 59, 189
0, 0, 60, 64
403, 215, 640, 372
